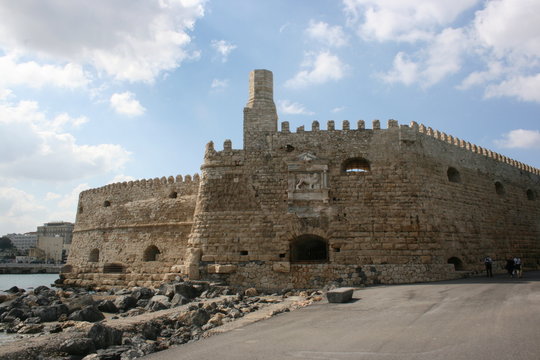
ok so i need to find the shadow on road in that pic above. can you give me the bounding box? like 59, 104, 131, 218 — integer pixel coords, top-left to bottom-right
405, 270, 540, 286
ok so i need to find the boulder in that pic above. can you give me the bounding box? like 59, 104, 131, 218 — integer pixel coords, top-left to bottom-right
244, 288, 258, 297
87, 323, 123, 349
173, 283, 199, 299
33, 306, 58, 322
170, 293, 189, 307
4, 307, 29, 321
69, 306, 105, 322
142, 321, 160, 340
65, 294, 95, 313
146, 295, 171, 312
132, 287, 154, 300
60, 337, 96, 356
7, 286, 22, 293
32, 285, 50, 296
189, 308, 210, 327
326, 287, 355, 303
97, 299, 118, 313
114, 295, 137, 311
17, 323, 44, 334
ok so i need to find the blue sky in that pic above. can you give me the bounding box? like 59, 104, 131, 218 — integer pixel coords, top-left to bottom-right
1, 0, 539, 234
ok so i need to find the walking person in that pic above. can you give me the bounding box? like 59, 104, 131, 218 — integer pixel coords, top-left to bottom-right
484, 256, 493, 277
513, 256, 522, 278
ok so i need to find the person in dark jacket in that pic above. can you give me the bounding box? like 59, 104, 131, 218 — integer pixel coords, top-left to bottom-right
505, 258, 514, 277
484, 256, 493, 277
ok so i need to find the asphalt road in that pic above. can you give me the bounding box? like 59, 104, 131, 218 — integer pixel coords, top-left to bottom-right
144, 272, 540, 360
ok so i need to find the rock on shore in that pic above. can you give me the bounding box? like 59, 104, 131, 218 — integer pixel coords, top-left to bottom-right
0, 282, 323, 359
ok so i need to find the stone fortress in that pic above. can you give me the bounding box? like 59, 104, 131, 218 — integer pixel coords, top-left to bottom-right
63, 70, 540, 290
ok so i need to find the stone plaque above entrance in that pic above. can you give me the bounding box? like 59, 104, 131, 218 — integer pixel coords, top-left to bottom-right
287, 153, 329, 204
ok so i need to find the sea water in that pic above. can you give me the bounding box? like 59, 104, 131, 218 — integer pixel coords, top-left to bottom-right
0, 273, 59, 293
0, 273, 60, 345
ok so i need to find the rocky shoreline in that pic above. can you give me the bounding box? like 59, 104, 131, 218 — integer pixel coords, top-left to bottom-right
0, 280, 323, 359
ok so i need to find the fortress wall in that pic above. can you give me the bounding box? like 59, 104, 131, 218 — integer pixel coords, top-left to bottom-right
190, 121, 539, 290
413, 131, 540, 269
63, 175, 199, 288
190, 126, 457, 289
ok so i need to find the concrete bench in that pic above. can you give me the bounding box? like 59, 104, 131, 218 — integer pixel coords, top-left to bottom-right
326, 287, 355, 303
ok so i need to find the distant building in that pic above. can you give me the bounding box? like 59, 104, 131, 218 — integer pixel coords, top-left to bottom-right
36, 222, 74, 263
6, 232, 38, 251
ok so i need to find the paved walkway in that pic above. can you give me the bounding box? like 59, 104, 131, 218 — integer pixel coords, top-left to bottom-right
144, 272, 540, 360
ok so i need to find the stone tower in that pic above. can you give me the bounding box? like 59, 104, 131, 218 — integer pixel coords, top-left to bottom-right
243, 69, 278, 150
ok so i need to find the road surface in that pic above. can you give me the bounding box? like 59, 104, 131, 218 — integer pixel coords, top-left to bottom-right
144, 272, 540, 360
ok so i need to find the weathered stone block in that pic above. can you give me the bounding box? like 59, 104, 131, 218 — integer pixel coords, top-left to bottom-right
272, 262, 290, 273
207, 264, 237, 274
327, 288, 355, 303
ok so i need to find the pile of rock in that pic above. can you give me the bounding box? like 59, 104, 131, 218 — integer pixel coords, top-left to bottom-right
0, 284, 323, 359
0, 280, 230, 335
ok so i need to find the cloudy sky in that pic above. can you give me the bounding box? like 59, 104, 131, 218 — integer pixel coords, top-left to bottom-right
1, 0, 539, 234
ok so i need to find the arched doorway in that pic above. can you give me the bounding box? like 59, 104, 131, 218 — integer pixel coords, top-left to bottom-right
143, 245, 161, 261
290, 235, 328, 263
89, 248, 99, 262
447, 257, 464, 271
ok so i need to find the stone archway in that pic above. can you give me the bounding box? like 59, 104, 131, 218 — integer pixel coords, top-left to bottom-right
290, 235, 328, 263
448, 257, 464, 271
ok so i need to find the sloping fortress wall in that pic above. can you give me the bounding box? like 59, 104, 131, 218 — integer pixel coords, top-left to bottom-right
64, 69, 540, 290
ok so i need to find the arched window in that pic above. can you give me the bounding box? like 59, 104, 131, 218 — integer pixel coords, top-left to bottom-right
342, 157, 370, 173
526, 189, 536, 200
447, 257, 464, 271
89, 249, 99, 262
103, 263, 124, 273
143, 245, 161, 262
495, 181, 505, 195
290, 235, 328, 263
447, 167, 461, 183
103, 200, 111, 207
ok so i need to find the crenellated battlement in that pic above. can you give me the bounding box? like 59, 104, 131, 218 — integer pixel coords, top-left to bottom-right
274, 118, 539, 176
415, 122, 540, 176
81, 173, 200, 196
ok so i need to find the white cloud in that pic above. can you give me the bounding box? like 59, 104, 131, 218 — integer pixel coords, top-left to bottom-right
110, 92, 146, 116
344, 0, 479, 42
0, 0, 206, 82
0, 53, 90, 89
348, 0, 540, 102
380, 52, 419, 86
211, 78, 229, 90
51, 113, 89, 130
468, 0, 540, 102
0, 99, 131, 181
458, 62, 503, 89
306, 21, 348, 47
45, 192, 61, 201
285, 51, 348, 88
0, 187, 46, 233
0, 89, 12, 100
473, 0, 540, 60
211, 40, 237, 62
484, 74, 540, 103
57, 183, 90, 210
278, 100, 314, 115
380, 27, 468, 87
495, 129, 540, 149
332, 106, 345, 113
